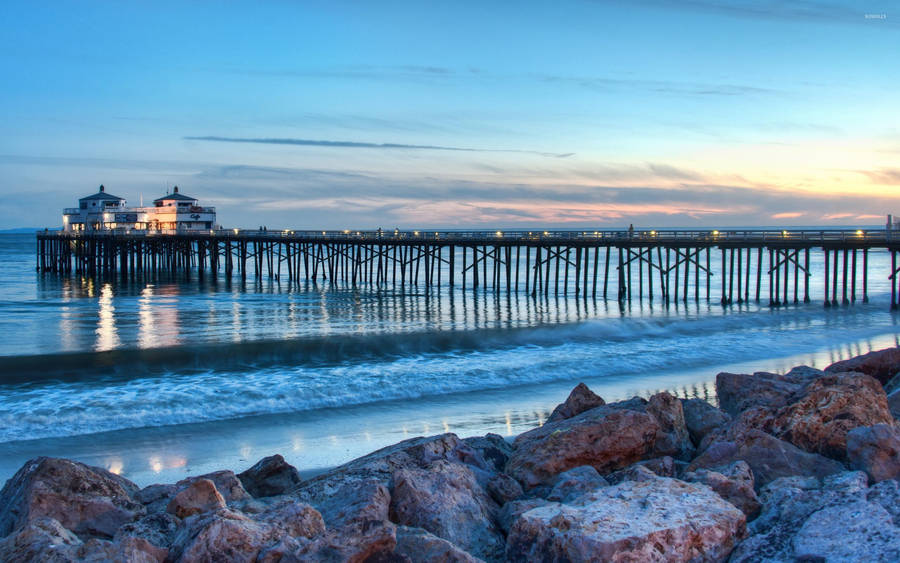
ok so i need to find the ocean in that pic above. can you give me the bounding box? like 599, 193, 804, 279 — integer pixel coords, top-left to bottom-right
0, 232, 898, 486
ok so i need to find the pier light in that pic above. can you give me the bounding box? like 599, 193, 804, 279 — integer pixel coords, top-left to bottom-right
322, 231, 326, 235
414, 231, 419, 236
233, 228, 239, 234
856, 230, 864, 236
496, 230, 503, 237
650, 230, 656, 236
543, 231, 549, 236
712, 230, 719, 236
782, 230, 788, 236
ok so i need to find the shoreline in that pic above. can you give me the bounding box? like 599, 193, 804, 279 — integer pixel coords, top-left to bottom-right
1, 329, 898, 488
2, 346, 899, 561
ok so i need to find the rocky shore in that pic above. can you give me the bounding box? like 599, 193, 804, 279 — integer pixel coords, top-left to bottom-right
2, 348, 900, 562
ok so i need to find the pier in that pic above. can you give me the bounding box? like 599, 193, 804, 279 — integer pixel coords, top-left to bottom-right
36, 229, 900, 309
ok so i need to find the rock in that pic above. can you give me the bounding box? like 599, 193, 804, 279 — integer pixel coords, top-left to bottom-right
605, 463, 659, 485
114, 512, 179, 553
506, 476, 746, 562
683, 461, 761, 519
296, 477, 390, 529
176, 470, 250, 503
889, 388, 900, 420
729, 471, 872, 562
76, 536, 166, 563
0, 457, 144, 539
394, 526, 481, 563
0, 517, 82, 562
135, 484, 177, 514
546, 465, 608, 502
462, 433, 512, 474
681, 398, 731, 447
767, 371, 893, 460
507, 405, 659, 488
645, 392, 695, 460
792, 500, 900, 561
847, 423, 900, 482
784, 365, 826, 379
390, 459, 504, 562
688, 429, 844, 489
295, 520, 397, 562
497, 498, 549, 534
237, 454, 302, 498
166, 478, 226, 519
485, 473, 523, 505
825, 346, 900, 385
169, 508, 278, 563
546, 382, 605, 423
253, 498, 325, 539
715, 370, 813, 416
868, 479, 900, 522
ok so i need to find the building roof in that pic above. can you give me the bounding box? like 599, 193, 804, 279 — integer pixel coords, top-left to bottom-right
79, 185, 124, 202
154, 186, 197, 203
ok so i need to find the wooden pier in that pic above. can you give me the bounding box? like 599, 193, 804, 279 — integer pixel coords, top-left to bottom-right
36, 228, 900, 309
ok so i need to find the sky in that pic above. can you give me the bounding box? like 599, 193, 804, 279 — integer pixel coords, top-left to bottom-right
0, 0, 897, 229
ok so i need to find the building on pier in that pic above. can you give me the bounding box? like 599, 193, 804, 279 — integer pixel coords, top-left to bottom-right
62, 185, 217, 232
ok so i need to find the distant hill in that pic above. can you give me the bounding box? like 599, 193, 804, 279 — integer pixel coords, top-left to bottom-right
0, 228, 41, 234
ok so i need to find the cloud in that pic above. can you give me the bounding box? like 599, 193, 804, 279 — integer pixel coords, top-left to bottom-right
183, 136, 574, 158
772, 212, 805, 218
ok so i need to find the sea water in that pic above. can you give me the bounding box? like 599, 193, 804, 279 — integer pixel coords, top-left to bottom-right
0, 232, 897, 485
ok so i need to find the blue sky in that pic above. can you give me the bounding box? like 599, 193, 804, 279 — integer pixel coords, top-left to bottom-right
0, 1, 897, 229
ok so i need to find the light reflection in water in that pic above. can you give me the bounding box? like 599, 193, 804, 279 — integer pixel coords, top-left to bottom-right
138, 285, 156, 349
95, 283, 120, 351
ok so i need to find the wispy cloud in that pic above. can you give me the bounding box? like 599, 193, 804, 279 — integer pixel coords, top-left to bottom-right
183, 136, 574, 158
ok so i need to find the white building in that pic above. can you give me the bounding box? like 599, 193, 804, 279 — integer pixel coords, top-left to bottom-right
63, 185, 218, 232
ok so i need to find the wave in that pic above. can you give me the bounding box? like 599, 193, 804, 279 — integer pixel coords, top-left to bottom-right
0, 303, 897, 443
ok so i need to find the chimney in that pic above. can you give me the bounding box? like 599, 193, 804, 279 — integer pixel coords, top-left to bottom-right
100, 185, 105, 192
174, 186, 179, 193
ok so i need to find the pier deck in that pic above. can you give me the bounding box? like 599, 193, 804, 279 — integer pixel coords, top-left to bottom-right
36, 228, 900, 308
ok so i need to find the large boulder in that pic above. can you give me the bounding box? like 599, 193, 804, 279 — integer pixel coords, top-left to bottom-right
825, 346, 900, 385
0, 457, 144, 539
237, 455, 302, 498
715, 370, 818, 417
683, 461, 761, 519
792, 500, 900, 561
462, 433, 512, 474
730, 471, 900, 562
506, 476, 746, 562
166, 479, 226, 519
0, 517, 83, 562
296, 477, 390, 529
507, 404, 659, 488
546, 465, 608, 503
547, 382, 605, 423
767, 371, 893, 460
169, 508, 279, 563
114, 512, 179, 555
394, 526, 481, 563
681, 398, 731, 447
390, 459, 505, 562
688, 429, 844, 489
176, 470, 250, 503
644, 392, 695, 460
846, 423, 900, 482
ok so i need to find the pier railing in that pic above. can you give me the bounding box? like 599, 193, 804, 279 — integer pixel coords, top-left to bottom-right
40, 228, 893, 244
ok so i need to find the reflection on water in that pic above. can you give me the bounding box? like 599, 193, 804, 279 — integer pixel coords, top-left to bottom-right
95, 283, 120, 351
